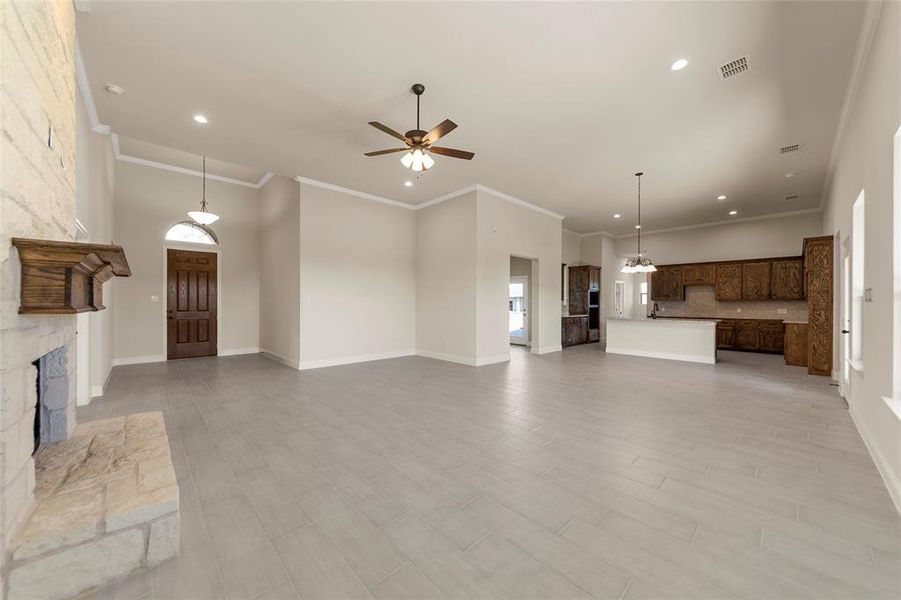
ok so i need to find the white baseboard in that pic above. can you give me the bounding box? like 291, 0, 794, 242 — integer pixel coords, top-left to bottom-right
533, 345, 562, 355
475, 354, 510, 366
112, 354, 165, 367
850, 398, 901, 516
298, 349, 415, 370
260, 348, 300, 370
415, 350, 479, 366
89, 365, 113, 400
219, 347, 261, 357
605, 346, 716, 365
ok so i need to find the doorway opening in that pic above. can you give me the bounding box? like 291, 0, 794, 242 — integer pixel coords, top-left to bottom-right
840, 237, 851, 398
166, 248, 219, 359
509, 256, 532, 347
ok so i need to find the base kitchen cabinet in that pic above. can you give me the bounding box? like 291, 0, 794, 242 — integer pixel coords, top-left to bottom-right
784, 322, 809, 366
715, 319, 785, 354
562, 316, 589, 347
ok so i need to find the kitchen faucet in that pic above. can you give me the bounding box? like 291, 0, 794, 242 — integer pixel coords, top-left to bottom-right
650, 302, 660, 319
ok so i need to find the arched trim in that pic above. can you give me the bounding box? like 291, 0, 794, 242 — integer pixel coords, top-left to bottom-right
164, 221, 219, 245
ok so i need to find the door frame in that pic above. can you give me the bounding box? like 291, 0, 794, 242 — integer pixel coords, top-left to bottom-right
162, 243, 222, 359
839, 235, 851, 399
509, 275, 529, 346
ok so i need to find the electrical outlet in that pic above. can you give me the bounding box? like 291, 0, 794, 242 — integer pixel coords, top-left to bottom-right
736, 307, 742, 313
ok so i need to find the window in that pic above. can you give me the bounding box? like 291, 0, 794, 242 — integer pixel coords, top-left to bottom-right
165, 221, 218, 245
640, 281, 648, 306
851, 190, 865, 368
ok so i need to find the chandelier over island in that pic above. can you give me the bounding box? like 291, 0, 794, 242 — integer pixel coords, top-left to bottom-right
621, 171, 657, 274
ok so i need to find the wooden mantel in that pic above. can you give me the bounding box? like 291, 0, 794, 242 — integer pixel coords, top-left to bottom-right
11, 238, 131, 314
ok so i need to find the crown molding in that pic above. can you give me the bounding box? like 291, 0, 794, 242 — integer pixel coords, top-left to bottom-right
117, 153, 264, 188
414, 184, 565, 220
612, 208, 822, 239
475, 185, 565, 220
294, 176, 415, 210
256, 172, 274, 188
74, 39, 110, 135
821, 0, 884, 207
414, 185, 479, 210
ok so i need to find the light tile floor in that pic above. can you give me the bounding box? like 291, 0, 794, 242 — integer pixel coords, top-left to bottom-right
77, 346, 901, 600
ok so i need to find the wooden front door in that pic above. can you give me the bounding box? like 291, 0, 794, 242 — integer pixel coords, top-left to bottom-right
167, 249, 217, 359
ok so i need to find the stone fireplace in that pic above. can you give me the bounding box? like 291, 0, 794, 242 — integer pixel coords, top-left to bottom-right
32, 347, 71, 455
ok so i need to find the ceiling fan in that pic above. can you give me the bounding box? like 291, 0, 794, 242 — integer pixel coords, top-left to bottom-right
365, 83, 475, 172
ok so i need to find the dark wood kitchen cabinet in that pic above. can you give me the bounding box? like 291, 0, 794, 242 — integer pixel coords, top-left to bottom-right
649, 265, 683, 301
758, 320, 784, 352
714, 264, 743, 300
742, 262, 771, 300
784, 322, 809, 366
561, 316, 589, 347
771, 258, 804, 300
716, 318, 785, 353
716, 320, 736, 348
734, 320, 760, 350
567, 265, 599, 316
681, 263, 715, 286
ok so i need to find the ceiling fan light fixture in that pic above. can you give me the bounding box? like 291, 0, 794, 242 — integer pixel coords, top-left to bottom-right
422, 152, 435, 170
400, 152, 414, 168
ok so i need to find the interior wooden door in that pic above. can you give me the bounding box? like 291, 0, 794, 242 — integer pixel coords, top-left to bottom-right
167, 249, 217, 359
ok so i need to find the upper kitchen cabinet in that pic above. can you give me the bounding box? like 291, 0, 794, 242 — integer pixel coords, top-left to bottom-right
714, 263, 743, 300
649, 265, 683, 301
771, 258, 804, 300
741, 261, 771, 300
567, 265, 599, 315
681, 263, 715, 286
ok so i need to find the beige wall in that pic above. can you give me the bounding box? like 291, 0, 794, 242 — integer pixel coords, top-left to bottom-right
415, 192, 478, 363
298, 183, 415, 368
614, 211, 823, 265
259, 176, 300, 367
113, 161, 261, 362
0, 0, 77, 575
476, 189, 562, 361
562, 230, 581, 265
75, 89, 116, 399
821, 2, 900, 511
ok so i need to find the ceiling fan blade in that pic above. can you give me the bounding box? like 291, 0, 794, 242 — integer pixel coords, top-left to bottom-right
429, 146, 474, 160
368, 121, 408, 143
364, 148, 409, 157
422, 119, 457, 144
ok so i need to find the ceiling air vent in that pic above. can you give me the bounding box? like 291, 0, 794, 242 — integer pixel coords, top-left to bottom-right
718, 56, 749, 80
779, 143, 802, 154
785, 194, 800, 201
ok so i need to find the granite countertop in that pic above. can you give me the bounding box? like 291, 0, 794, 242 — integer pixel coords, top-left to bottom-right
563, 314, 588, 318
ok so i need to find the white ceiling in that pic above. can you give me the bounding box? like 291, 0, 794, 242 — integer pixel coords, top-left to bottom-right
77, 1, 866, 234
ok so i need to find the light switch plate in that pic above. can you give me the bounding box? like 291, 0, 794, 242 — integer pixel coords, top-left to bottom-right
150, 295, 159, 303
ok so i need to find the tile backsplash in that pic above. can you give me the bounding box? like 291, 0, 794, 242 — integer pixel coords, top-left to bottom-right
650, 286, 808, 321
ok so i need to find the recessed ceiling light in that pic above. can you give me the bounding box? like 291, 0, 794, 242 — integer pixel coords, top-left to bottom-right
104, 83, 124, 95
717, 195, 727, 201
404, 181, 413, 187
784, 171, 795, 178
613, 213, 621, 219
729, 210, 738, 216
635, 224, 641, 229
193, 114, 208, 124
670, 58, 689, 71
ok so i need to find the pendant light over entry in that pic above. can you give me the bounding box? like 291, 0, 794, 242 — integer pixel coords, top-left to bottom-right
188, 156, 220, 225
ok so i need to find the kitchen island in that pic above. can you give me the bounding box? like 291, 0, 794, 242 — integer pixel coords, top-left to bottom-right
606, 318, 718, 364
